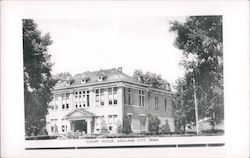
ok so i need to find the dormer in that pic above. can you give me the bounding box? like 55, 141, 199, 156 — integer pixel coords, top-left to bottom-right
98, 76, 104, 81
163, 82, 171, 91
97, 70, 106, 82
65, 77, 74, 86
81, 73, 89, 84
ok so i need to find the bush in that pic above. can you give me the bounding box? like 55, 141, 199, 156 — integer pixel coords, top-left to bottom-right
101, 120, 109, 134
116, 121, 123, 134
201, 129, 224, 135
148, 114, 161, 132
122, 115, 132, 134
160, 119, 171, 133
38, 127, 48, 136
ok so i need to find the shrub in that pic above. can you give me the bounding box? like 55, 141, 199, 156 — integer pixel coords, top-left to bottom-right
116, 121, 123, 134
148, 114, 161, 132
160, 119, 171, 133
39, 127, 48, 136
122, 115, 132, 134
101, 120, 109, 134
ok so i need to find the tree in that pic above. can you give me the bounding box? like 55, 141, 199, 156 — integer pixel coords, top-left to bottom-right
148, 114, 161, 132
122, 115, 132, 134
170, 16, 224, 130
173, 77, 196, 131
133, 69, 171, 90
53, 72, 72, 81
23, 19, 56, 136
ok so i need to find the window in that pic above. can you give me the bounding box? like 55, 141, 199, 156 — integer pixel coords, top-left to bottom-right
61, 119, 67, 132
66, 93, 69, 100
95, 116, 104, 132
82, 91, 86, 107
51, 119, 58, 133
128, 88, 131, 105
53, 94, 59, 110
87, 91, 90, 107
109, 126, 112, 131
155, 97, 159, 110
95, 89, 104, 106
66, 81, 71, 86
81, 79, 86, 83
75, 90, 89, 108
108, 88, 112, 105
98, 76, 103, 81
100, 89, 104, 105
95, 89, 100, 106
165, 98, 168, 111
113, 87, 117, 104
128, 114, 132, 124
62, 93, 69, 109
139, 90, 145, 107
108, 87, 118, 105
108, 115, 117, 131
79, 91, 81, 98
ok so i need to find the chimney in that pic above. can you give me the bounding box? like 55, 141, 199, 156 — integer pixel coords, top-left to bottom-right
117, 67, 122, 72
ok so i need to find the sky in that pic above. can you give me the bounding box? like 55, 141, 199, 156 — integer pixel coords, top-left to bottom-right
35, 17, 186, 86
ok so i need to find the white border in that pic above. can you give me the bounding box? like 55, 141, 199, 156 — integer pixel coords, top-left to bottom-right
1, 1, 249, 158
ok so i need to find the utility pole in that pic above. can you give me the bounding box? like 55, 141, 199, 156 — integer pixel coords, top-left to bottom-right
193, 78, 199, 135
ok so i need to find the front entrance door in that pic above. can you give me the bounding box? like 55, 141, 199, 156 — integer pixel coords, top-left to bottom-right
74, 120, 87, 133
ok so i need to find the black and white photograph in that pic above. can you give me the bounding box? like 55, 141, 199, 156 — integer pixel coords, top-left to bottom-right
23, 16, 224, 144
1, 1, 249, 158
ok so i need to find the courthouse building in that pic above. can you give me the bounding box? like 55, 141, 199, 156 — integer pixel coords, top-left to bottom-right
46, 68, 175, 135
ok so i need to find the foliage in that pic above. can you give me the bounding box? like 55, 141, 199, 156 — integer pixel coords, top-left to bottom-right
160, 119, 171, 132
53, 72, 72, 81
116, 121, 123, 134
122, 115, 132, 134
173, 78, 196, 131
148, 114, 161, 132
38, 127, 48, 136
133, 69, 171, 90
23, 19, 56, 136
170, 16, 224, 130
100, 120, 109, 134
62, 131, 83, 139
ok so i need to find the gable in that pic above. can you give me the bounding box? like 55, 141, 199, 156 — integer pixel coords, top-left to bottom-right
70, 111, 87, 117
64, 109, 95, 119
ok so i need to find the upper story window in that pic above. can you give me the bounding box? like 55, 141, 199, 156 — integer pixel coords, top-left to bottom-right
139, 90, 145, 107
108, 87, 118, 105
165, 98, 169, 111
155, 97, 159, 110
51, 94, 59, 110
128, 88, 132, 105
75, 90, 90, 108
95, 89, 105, 106
62, 93, 70, 110
95, 89, 100, 106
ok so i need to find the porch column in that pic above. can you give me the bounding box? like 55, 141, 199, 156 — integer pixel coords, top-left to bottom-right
87, 119, 91, 134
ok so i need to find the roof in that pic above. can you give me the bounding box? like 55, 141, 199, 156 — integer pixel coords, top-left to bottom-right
54, 68, 139, 89
64, 109, 95, 119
